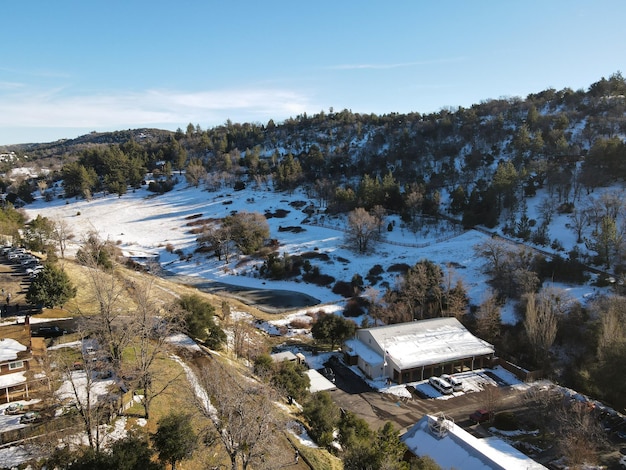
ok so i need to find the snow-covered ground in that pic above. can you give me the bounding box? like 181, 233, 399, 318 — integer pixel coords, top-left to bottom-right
23, 180, 602, 325
8, 178, 609, 468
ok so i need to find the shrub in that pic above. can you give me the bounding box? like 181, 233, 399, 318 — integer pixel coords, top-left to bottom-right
368, 264, 384, 276
303, 267, 335, 286
289, 318, 310, 329
344, 298, 365, 317
332, 281, 354, 298
147, 179, 175, 194
493, 412, 518, 431
387, 263, 411, 274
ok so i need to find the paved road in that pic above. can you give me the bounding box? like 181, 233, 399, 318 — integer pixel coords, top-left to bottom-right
161, 272, 321, 313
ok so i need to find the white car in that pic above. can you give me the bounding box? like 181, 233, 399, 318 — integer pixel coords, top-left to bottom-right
26, 266, 44, 276
429, 376, 453, 395
441, 374, 463, 392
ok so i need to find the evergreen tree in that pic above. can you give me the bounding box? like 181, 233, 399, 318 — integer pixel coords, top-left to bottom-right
152, 413, 197, 470
302, 391, 340, 448
178, 294, 226, 348
26, 264, 77, 308
311, 313, 356, 350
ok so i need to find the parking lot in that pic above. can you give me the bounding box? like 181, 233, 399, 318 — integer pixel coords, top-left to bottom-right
319, 355, 626, 468
321, 356, 523, 431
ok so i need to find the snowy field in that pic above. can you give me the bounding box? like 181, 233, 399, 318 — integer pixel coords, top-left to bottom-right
23, 180, 602, 324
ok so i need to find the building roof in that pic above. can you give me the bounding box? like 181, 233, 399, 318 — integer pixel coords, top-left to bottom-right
305, 369, 336, 393
0, 338, 27, 362
270, 351, 298, 363
0, 371, 26, 388
364, 318, 494, 370
402, 415, 547, 470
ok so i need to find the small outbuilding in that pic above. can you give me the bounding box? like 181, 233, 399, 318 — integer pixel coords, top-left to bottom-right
402, 414, 547, 469
270, 351, 306, 365
343, 317, 495, 384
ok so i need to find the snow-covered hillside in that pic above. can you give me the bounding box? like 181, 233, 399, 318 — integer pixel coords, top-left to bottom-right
24, 179, 601, 324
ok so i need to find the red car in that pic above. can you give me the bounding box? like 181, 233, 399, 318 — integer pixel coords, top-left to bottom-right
469, 409, 491, 424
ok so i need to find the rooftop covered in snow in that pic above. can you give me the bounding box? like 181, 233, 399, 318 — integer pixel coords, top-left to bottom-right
0, 338, 27, 363
356, 318, 495, 370
402, 414, 547, 470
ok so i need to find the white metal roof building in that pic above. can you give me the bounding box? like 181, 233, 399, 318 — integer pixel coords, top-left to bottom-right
343, 318, 495, 384
402, 414, 547, 470
305, 369, 337, 393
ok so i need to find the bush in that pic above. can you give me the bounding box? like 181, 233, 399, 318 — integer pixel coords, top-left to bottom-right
332, 281, 354, 298
344, 298, 365, 317
387, 263, 410, 274
147, 179, 175, 194
303, 267, 335, 286
366, 264, 384, 284
493, 412, 518, 431
289, 318, 310, 329
538, 255, 588, 283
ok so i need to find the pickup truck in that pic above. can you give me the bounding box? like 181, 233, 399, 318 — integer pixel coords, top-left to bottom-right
469, 409, 491, 424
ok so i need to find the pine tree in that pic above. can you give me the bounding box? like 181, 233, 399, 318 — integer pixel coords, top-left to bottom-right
26, 264, 77, 308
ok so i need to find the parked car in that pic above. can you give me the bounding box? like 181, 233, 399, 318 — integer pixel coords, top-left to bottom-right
321, 367, 335, 383
469, 409, 492, 424
429, 376, 453, 395
20, 411, 40, 424
440, 374, 463, 392
4, 403, 23, 415
26, 265, 44, 275
32, 325, 67, 338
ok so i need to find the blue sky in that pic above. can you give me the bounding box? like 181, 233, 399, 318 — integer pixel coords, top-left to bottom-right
1, 1, 624, 145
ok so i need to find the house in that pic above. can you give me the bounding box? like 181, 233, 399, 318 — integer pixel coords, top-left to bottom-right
402, 414, 547, 469
343, 318, 495, 384
0, 318, 42, 403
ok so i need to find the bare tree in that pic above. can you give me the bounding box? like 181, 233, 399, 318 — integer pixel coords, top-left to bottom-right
537, 197, 557, 226
592, 295, 626, 360
569, 207, 588, 244
77, 233, 133, 370
523, 290, 560, 364
599, 189, 624, 221
126, 278, 183, 419
55, 331, 120, 452
230, 319, 256, 361
442, 264, 468, 319
473, 237, 509, 276
185, 158, 207, 188
346, 207, 380, 254
481, 385, 503, 420
51, 217, 74, 259
198, 224, 234, 263
195, 362, 285, 470
363, 286, 383, 325
555, 401, 607, 468
475, 290, 502, 343
370, 204, 387, 235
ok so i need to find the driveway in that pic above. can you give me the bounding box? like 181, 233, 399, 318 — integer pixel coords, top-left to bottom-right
327, 359, 525, 432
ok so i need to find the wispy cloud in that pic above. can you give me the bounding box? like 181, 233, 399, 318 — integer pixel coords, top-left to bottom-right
0, 81, 25, 90
328, 57, 466, 71
0, 87, 313, 129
